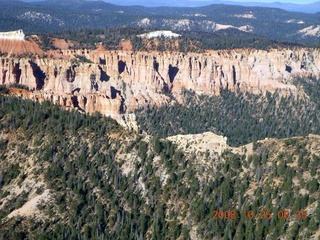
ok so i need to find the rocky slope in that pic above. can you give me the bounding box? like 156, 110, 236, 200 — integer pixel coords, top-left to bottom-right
0, 95, 319, 239
0, 39, 44, 56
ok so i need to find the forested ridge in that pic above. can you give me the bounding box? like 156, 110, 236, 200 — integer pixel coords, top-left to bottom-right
0, 87, 319, 239
37, 27, 312, 52
0, 0, 319, 43
136, 77, 320, 147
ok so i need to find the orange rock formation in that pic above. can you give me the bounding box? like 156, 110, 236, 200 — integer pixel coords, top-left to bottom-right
1, 45, 319, 124
0, 39, 44, 56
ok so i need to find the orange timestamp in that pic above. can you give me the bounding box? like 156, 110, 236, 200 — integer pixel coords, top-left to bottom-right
212, 209, 308, 220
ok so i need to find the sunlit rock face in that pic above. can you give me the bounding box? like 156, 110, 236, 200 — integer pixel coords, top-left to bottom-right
0, 30, 25, 40
1, 47, 320, 125
88, 48, 320, 96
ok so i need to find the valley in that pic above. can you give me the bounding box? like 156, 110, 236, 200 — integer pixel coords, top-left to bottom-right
0, 95, 319, 239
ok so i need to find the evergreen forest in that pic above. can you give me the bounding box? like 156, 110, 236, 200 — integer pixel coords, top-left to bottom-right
0, 85, 319, 239
136, 77, 320, 147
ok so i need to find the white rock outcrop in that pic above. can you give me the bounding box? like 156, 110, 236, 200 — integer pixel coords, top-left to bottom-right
0, 29, 25, 40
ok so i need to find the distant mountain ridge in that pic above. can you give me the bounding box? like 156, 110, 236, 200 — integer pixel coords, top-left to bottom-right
226, 1, 320, 13
59, 0, 320, 13
1, 0, 319, 43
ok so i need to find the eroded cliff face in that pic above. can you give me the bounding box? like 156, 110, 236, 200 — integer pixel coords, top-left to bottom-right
0, 39, 44, 56
89, 48, 320, 95
1, 47, 319, 124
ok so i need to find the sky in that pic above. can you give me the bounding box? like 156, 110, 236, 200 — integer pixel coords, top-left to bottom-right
23, 0, 318, 3
231, 0, 315, 3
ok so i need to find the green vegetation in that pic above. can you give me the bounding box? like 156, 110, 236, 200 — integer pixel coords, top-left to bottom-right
9, 83, 30, 91
179, 29, 303, 52
0, 84, 29, 94
43, 27, 147, 50
0, 85, 9, 94
0, 89, 319, 239
0, 0, 318, 44
72, 55, 93, 64
41, 27, 304, 52
136, 77, 320, 146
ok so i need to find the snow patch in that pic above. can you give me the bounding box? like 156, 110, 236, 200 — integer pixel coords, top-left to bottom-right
287, 19, 305, 24
298, 25, 320, 37
164, 19, 191, 31
137, 18, 151, 27
234, 12, 256, 19
19, 11, 65, 26
183, 13, 207, 17
195, 13, 207, 17
136, 19, 253, 33
239, 25, 254, 32
138, 30, 181, 39
215, 24, 234, 31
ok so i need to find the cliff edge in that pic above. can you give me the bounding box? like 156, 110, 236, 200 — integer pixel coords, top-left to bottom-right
1, 47, 319, 125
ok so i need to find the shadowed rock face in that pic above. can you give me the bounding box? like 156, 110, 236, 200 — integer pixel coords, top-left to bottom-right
12, 62, 21, 84
66, 66, 76, 83
2, 69, 7, 84
99, 66, 110, 82
118, 60, 126, 74
110, 86, 121, 99
29, 61, 46, 90
168, 64, 179, 83
1, 48, 319, 122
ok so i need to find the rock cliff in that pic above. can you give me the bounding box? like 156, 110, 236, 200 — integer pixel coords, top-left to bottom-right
1, 47, 319, 124
88, 48, 320, 96
0, 30, 25, 40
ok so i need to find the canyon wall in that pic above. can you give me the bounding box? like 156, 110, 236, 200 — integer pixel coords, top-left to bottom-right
87, 48, 320, 96
1, 47, 320, 124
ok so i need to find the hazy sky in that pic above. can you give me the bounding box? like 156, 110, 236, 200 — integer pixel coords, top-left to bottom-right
23, 0, 319, 3
192, 0, 317, 3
